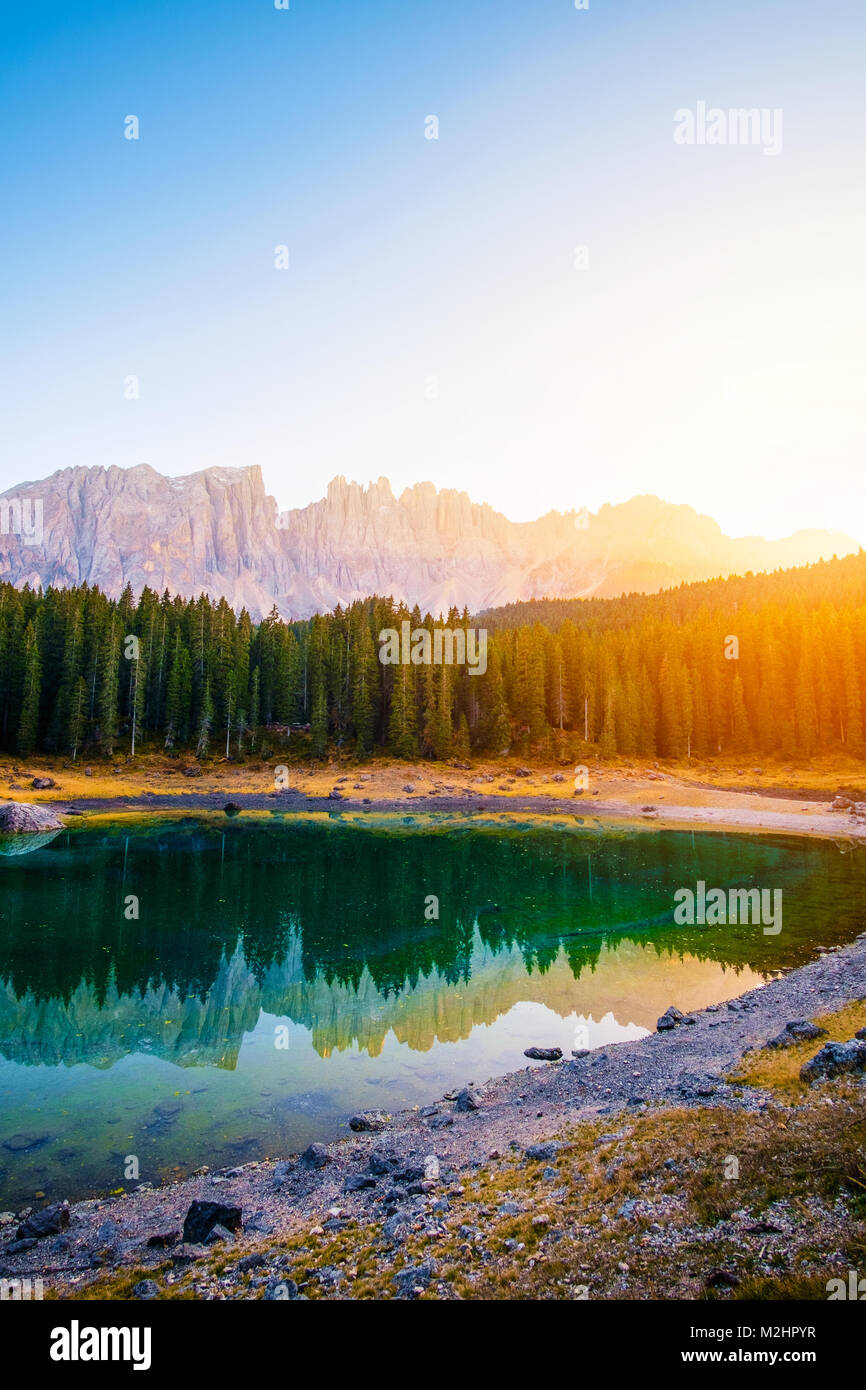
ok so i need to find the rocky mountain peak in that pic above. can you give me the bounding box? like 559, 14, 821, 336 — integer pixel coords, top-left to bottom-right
0, 464, 857, 620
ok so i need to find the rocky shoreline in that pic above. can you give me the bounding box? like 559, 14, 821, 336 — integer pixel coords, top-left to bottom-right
3, 927, 865, 1300
25, 783, 866, 845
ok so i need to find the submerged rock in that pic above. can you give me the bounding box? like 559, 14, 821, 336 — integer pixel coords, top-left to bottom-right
2, 1132, 51, 1153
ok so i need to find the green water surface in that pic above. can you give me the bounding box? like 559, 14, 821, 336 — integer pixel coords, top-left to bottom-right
0, 815, 862, 1208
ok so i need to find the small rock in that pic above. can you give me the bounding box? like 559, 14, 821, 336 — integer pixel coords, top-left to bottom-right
525, 1142, 561, 1162
203, 1222, 235, 1245
657, 1006, 694, 1031
348, 1111, 388, 1132
368, 1151, 399, 1176
237, 1253, 267, 1272
182, 1201, 242, 1244
393, 1261, 435, 1298
344, 1174, 377, 1192
146, 1231, 180, 1249
300, 1143, 331, 1169
272, 1161, 293, 1191
264, 1278, 299, 1300
132, 1280, 160, 1301
524, 1047, 562, 1061
455, 1087, 481, 1112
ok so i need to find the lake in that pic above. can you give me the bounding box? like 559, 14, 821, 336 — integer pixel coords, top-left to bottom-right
0, 813, 862, 1208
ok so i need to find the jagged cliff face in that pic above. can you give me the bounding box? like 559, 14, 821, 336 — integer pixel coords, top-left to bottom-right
0, 464, 856, 620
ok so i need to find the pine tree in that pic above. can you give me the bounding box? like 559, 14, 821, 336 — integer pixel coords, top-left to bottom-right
730, 672, 752, 752
196, 680, 214, 760
387, 661, 418, 758
67, 676, 88, 760
164, 635, 192, 751
129, 644, 147, 757
311, 679, 327, 758
17, 621, 41, 755
351, 618, 376, 757
249, 666, 261, 750
98, 614, 120, 757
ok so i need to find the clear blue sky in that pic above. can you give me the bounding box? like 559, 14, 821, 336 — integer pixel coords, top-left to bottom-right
1, 0, 864, 541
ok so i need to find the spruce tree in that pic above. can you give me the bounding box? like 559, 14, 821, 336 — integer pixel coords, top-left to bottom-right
17, 620, 41, 755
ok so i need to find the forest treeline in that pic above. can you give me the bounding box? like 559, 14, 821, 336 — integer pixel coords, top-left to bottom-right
0, 549, 864, 763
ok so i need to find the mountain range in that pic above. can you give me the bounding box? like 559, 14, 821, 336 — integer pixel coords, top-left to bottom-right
0, 464, 857, 620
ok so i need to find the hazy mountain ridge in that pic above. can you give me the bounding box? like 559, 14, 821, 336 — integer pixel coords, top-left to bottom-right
0, 464, 856, 620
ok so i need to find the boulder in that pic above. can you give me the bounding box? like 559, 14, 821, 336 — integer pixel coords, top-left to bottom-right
0, 801, 63, 833
17, 1203, 70, 1240
657, 1006, 695, 1031
767, 1020, 828, 1049
800, 1040, 866, 1083
31, 777, 56, 789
